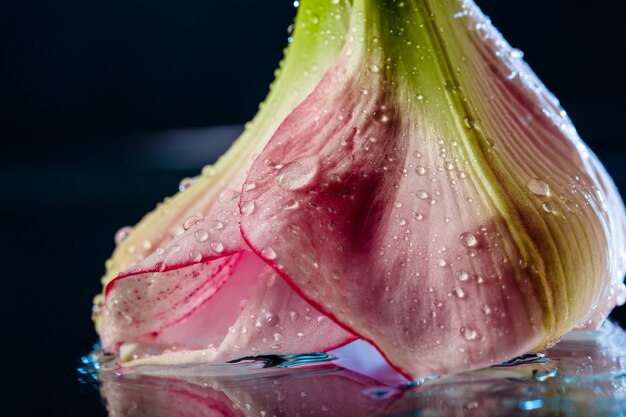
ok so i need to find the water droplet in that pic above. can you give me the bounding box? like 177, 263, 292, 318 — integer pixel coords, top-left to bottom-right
179, 177, 195, 192
114, 226, 133, 245
212, 220, 225, 230
527, 179, 551, 197
460, 232, 478, 248
172, 244, 182, 253
218, 188, 240, 204
273, 333, 284, 342
369, 64, 381, 73
266, 313, 280, 327
457, 270, 469, 281
542, 202, 558, 215
210, 241, 224, 253
241, 201, 256, 215
398, 218, 407, 226
183, 215, 202, 230
452, 287, 465, 298
155, 247, 165, 255
262, 247, 277, 260
189, 250, 202, 262
461, 327, 478, 340
194, 229, 208, 242
243, 182, 256, 191
154, 261, 165, 272
416, 166, 427, 175
510, 48, 524, 59
374, 111, 390, 123
317, 316, 327, 324
464, 116, 478, 129
275, 158, 318, 190
290, 311, 300, 321
417, 190, 429, 200
437, 259, 447, 268
444, 161, 455, 171
281, 200, 300, 210
481, 304, 492, 315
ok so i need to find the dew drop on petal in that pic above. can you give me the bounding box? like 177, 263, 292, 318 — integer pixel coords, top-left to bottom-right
189, 250, 202, 262
241, 201, 256, 215
183, 215, 202, 230
461, 327, 478, 341
275, 158, 318, 190
543, 202, 558, 215
452, 287, 465, 298
210, 242, 224, 253
114, 226, 133, 245
460, 232, 478, 248
416, 166, 427, 175
527, 179, 551, 197
262, 247, 277, 260
457, 270, 469, 281
194, 229, 209, 242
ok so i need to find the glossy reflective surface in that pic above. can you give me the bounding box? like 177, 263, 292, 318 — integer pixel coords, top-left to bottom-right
84, 322, 626, 416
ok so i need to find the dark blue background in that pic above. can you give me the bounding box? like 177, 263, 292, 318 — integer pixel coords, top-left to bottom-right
1, 1, 625, 415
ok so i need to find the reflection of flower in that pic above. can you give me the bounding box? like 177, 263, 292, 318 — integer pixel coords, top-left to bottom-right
100, 325, 626, 417
94, 0, 626, 381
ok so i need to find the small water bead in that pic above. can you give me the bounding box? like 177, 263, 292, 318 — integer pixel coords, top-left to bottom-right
189, 250, 202, 262
194, 229, 209, 242
218, 188, 240, 204
437, 259, 447, 268
178, 177, 195, 192
542, 202, 558, 215
444, 162, 455, 171
172, 243, 182, 253
155, 247, 165, 255
317, 316, 327, 325
114, 226, 133, 245
481, 304, 492, 315
369, 64, 381, 73
527, 179, 551, 197
154, 262, 166, 272
241, 201, 256, 215
510, 48, 524, 59
417, 190, 429, 200
261, 247, 277, 260
457, 270, 470, 281
275, 158, 318, 190
210, 241, 224, 253
290, 311, 300, 322
460, 232, 479, 248
395, 202, 403, 208
273, 333, 284, 342
416, 166, 427, 175
183, 215, 202, 230
461, 327, 478, 341
243, 182, 257, 191
265, 313, 280, 327
212, 220, 225, 230
452, 287, 465, 298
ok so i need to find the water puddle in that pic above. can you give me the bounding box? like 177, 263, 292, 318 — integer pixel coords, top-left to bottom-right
79, 322, 626, 416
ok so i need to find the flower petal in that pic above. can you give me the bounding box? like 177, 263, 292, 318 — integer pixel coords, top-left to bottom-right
240, 0, 626, 380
